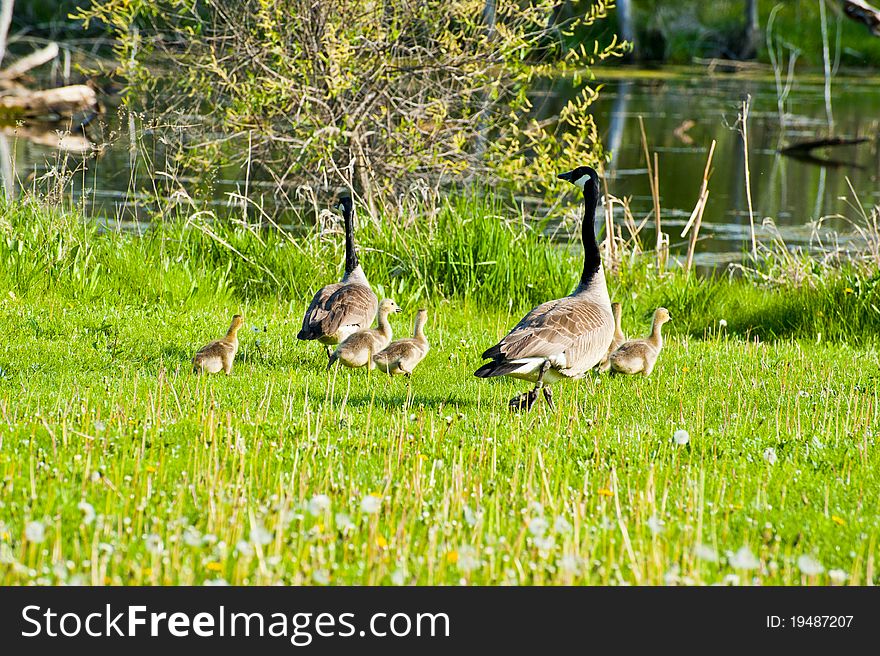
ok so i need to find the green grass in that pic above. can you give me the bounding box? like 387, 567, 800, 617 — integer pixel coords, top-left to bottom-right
0, 197, 878, 585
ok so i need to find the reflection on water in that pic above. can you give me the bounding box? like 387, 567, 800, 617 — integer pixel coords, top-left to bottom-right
3, 69, 879, 268
586, 74, 880, 264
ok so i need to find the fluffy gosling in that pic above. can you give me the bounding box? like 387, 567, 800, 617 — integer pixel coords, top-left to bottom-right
192, 314, 243, 375
609, 307, 671, 376
328, 299, 401, 370
372, 309, 429, 377
596, 302, 626, 373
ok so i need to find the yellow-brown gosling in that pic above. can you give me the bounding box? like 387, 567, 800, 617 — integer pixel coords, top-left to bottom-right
609, 307, 671, 376
372, 308, 429, 377
192, 314, 244, 375
596, 302, 626, 373
328, 299, 402, 370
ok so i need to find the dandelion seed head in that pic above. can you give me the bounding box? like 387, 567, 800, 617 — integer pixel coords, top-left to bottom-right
335, 513, 355, 531
763, 447, 777, 465
144, 533, 163, 554
695, 544, 719, 563
728, 546, 759, 570
78, 501, 96, 526
553, 516, 572, 535
250, 525, 272, 546
307, 494, 331, 517
647, 515, 664, 535
528, 517, 548, 538
673, 429, 690, 446
360, 494, 381, 515
797, 554, 824, 576
25, 521, 46, 544
828, 569, 848, 584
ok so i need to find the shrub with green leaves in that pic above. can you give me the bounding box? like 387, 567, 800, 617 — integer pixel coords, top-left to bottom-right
78, 0, 626, 211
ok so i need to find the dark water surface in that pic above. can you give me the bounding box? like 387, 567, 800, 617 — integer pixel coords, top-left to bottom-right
5, 68, 879, 268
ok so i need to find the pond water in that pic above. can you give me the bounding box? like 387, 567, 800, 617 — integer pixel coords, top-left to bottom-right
5, 67, 879, 268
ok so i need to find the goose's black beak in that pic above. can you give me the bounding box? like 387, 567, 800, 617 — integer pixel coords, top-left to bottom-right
557, 170, 574, 182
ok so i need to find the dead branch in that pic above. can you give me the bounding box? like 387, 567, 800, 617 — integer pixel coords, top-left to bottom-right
842, 0, 880, 35
0, 84, 98, 120
0, 43, 59, 80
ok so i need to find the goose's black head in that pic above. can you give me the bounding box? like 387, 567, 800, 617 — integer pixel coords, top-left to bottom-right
336, 196, 353, 215
558, 166, 599, 192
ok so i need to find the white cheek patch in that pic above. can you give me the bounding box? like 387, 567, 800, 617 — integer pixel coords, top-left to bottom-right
337, 204, 345, 212
574, 175, 588, 189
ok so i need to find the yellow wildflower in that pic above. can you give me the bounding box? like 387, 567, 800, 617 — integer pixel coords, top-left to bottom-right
446, 550, 459, 564
206, 562, 223, 572
597, 488, 613, 497
831, 515, 846, 526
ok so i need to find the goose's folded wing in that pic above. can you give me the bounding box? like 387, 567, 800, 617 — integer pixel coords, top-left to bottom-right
482, 298, 610, 367
299, 283, 342, 337
318, 284, 377, 336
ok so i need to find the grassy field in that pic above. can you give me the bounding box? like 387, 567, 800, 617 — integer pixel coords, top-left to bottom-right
0, 198, 878, 585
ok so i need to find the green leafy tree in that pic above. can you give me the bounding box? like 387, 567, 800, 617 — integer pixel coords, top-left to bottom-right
79, 0, 626, 213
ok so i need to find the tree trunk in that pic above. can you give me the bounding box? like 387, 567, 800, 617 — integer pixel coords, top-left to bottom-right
741, 0, 760, 59
618, 0, 636, 58
0, 0, 13, 69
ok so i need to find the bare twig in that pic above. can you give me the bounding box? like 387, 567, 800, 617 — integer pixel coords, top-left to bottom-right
682, 140, 716, 275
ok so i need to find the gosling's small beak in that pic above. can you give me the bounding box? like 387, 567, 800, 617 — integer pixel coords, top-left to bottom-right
395, 307, 403, 313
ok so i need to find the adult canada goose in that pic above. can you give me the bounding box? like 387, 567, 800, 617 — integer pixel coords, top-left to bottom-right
474, 166, 614, 411
192, 314, 243, 375
609, 307, 671, 376
372, 308, 430, 377
297, 196, 378, 359
328, 299, 402, 370
596, 302, 626, 373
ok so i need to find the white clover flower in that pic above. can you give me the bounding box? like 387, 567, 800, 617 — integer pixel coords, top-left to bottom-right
25, 521, 46, 543
553, 516, 572, 535
695, 544, 719, 563
647, 515, 665, 535
78, 501, 96, 526
250, 524, 272, 546
335, 513, 355, 532
528, 517, 548, 538
307, 494, 331, 517
673, 429, 690, 446
144, 534, 163, 554
797, 555, 824, 576
828, 569, 848, 585
360, 494, 381, 514
728, 547, 759, 570
763, 447, 777, 465
457, 546, 482, 573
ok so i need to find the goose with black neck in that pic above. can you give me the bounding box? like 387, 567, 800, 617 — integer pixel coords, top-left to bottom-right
474, 166, 614, 411
297, 196, 379, 360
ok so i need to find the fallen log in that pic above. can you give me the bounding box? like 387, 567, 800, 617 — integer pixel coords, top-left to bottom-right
842, 0, 880, 36
0, 121, 90, 153
0, 84, 98, 120
780, 136, 869, 156
0, 42, 59, 80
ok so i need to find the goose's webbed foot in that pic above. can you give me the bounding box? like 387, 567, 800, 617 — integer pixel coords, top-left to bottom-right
508, 388, 539, 412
